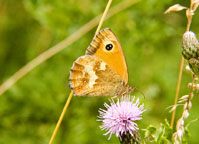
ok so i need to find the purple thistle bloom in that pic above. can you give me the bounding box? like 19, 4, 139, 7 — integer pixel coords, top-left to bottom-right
98, 96, 144, 140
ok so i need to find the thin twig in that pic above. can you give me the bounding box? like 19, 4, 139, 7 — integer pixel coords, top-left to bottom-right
0, 0, 140, 96
170, 57, 184, 127
95, 0, 112, 35
49, 91, 73, 144
172, 0, 198, 142
173, 75, 195, 143
170, 0, 195, 128
49, 0, 116, 143
186, 0, 193, 32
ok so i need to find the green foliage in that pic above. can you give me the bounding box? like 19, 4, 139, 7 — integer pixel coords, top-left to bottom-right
181, 118, 199, 143
182, 125, 191, 144
1, 0, 199, 144
143, 119, 173, 144
143, 118, 196, 144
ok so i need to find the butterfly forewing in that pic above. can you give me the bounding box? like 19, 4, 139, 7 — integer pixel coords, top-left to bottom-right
86, 28, 128, 84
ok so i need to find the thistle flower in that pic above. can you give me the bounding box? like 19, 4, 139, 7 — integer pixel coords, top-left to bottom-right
98, 96, 144, 141
182, 31, 199, 76
182, 31, 198, 60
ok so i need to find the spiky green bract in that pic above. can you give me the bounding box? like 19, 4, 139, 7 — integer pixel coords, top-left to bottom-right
182, 31, 199, 75
182, 31, 199, 60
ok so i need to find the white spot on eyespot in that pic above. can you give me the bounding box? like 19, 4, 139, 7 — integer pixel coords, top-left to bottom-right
84, 64, 98, 89
100, 62, 106, 71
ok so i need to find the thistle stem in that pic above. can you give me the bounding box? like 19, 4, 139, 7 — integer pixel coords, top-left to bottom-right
173, 75, 195, 143
170, 57, 184, 127
171, 0, 195, 127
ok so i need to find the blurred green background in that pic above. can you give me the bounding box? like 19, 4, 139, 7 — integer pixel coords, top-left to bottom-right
0, 0, 199, 143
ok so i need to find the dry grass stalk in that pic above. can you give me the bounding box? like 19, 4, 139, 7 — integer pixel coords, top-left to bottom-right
173, 76, 195, 144
49, 0, 113, 143
165, 0, 198, 129
49, 0, 143, 143
172, 0, 199, 142
165, 0, 199, 143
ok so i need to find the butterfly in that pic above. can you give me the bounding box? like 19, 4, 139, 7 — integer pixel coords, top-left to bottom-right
69, 28, 135, 97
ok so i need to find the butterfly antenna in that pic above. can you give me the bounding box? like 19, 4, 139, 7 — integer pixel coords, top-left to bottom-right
111, 95, 117, 99
134, 87, 145, 99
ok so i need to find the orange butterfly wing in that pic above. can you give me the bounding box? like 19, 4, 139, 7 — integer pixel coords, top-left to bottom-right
69, 55, 126, 96
69, 28, 132, 96
86, 28, 128, 84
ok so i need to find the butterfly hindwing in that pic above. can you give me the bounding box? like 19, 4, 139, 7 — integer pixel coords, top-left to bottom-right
69, 55, 127, 96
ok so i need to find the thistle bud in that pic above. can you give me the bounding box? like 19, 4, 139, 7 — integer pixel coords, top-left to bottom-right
181, 31, 199, 60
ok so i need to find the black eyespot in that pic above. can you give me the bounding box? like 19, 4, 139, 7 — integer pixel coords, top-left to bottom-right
105, 44, 113, 51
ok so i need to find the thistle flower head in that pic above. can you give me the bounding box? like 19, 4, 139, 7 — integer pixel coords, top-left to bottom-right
98, 96, 144, 140
181, 31, 199, 76
182, 31, 199, 60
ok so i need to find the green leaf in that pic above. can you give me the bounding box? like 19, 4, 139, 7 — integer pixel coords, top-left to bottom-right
182, 118, 199, 143
143, 119, 173, 143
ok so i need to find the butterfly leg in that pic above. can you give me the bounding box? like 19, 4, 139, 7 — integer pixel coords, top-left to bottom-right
111, 95, 118, 99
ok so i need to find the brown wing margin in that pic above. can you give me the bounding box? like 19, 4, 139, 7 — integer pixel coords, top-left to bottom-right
85, 28, 112, 55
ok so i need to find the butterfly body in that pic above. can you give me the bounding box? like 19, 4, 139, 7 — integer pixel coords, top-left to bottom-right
69, 28, 134, 97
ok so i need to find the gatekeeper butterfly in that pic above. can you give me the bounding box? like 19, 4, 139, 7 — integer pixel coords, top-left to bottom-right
69, 28, 135, 96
